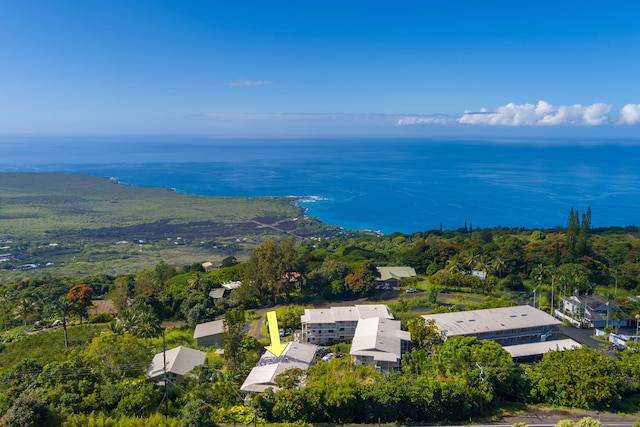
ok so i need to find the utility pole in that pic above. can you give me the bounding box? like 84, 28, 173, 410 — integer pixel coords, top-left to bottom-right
162, 329, 168, 416
550, 276, 554, 316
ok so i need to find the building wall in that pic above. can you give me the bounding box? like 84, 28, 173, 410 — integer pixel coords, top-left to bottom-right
352, 355, 401, 373
471, 324, 558, 345
302, 320, 358, 345
196, 333, 223, 347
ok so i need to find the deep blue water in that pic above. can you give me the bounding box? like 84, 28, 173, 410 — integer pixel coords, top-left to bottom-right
1, 136, 639, 234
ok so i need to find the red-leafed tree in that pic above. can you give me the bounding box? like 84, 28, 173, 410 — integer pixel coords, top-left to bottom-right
345, 259, 380, 296
66, 283, 94, 325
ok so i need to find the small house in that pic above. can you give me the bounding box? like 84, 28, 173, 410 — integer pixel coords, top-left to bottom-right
194, 319, 225, 347
147, 346, 206, 385
375, 266, 417, 288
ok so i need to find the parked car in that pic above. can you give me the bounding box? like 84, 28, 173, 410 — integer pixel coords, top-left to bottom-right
322, 352, 335, 362
406, 287, 417, 293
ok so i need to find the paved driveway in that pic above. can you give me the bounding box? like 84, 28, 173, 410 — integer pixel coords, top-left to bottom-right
559, 325, 603, 349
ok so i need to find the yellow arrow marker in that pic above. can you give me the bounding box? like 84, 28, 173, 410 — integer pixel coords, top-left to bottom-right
265, 311, 288, 357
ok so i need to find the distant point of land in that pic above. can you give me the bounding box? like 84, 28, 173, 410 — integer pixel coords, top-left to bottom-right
0, 172, 348, 278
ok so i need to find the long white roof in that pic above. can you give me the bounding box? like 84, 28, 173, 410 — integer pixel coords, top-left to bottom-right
301, 304, 393, 324
240, 342, 317, 393
503, 339, 581, 358
422, 305, 561, 338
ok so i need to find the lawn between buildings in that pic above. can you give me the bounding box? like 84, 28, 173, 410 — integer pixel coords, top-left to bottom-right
0, 172, 345, 279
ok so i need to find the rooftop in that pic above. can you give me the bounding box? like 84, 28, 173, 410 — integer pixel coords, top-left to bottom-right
147, 346, 206, 379
376, 266, 417, 281
193, 319, 225, 339
422, 305, 561, 338
350, 317, 411, 362
301, 304, 393, 324
503, 339, 581, 358
241, 342, 317, 393
208, 288, 225, 299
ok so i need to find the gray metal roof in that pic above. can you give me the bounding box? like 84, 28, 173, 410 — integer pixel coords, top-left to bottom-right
193, 319, 225, 339
350, 317, 411, 362
147, 346, 207, 379
376, 266, 417, 281
422, 305, 561, 338
209, 288, 225, 299
503, 339, 581, 358
301, 304, 393, 324
240, 342, 317, 393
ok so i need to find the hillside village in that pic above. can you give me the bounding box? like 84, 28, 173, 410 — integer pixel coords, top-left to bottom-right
1, 218, 640, 426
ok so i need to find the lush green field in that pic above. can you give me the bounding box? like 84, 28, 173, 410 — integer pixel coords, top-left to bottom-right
0, 172, 342, 278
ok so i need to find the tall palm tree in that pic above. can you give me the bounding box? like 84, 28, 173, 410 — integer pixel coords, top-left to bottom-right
13, 297, 36, 326
52, 297, 75, 348
0, 289, 12, 331
491, 256, 507, 281
463, 250, 479, 273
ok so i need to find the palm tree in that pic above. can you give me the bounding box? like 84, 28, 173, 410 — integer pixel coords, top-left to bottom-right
13, 297, 36, 326
0, 289, 12, 331
110, 305, 161, 338
446, 256, 465, 274
52, 297, 75, 348
491, 256, 507, 280
463, 250, 479, 273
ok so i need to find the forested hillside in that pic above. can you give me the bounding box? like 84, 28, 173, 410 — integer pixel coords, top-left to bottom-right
1, 204, 640, 425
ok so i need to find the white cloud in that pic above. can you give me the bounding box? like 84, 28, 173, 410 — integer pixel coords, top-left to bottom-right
198, 103, 640, 128
457, 101, 612, 126
223, 80, 273, 87
396, 116, 456, 126
618, 104, 640, 125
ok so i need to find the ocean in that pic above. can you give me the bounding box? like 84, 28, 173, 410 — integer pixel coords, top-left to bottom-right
1, 136, 639, 234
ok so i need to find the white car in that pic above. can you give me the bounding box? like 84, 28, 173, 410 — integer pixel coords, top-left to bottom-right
322, 352, 335, 362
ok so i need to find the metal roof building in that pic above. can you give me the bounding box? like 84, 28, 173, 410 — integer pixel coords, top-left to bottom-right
147, 346, 207, 384
240, 342, 317, 393
422, 305, 561, 346
350, 317, 411, 372
193, 319, 225, 347
503, 338, 581, 360
301, 304, 394, 345
376, 266, 417, 281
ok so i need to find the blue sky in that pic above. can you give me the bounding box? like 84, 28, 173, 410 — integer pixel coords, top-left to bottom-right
2, 1, 640, 137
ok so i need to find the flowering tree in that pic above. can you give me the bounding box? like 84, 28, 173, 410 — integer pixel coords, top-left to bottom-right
66, 283, 94, 325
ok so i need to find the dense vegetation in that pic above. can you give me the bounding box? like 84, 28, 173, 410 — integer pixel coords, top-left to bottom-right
1, 176, 640, 425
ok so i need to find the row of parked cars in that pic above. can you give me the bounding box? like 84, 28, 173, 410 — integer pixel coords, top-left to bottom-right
315, 347, 345, 362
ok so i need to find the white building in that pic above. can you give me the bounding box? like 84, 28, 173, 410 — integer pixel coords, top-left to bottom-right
301, 304, 394, 345
556, 295, 633, 329
147, 346, 207, 385
503, 339, 581, 361
193, 319, 225, 347
350, 317, 410, 373
241, 342, 317, 393
422, 305, 561, 346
